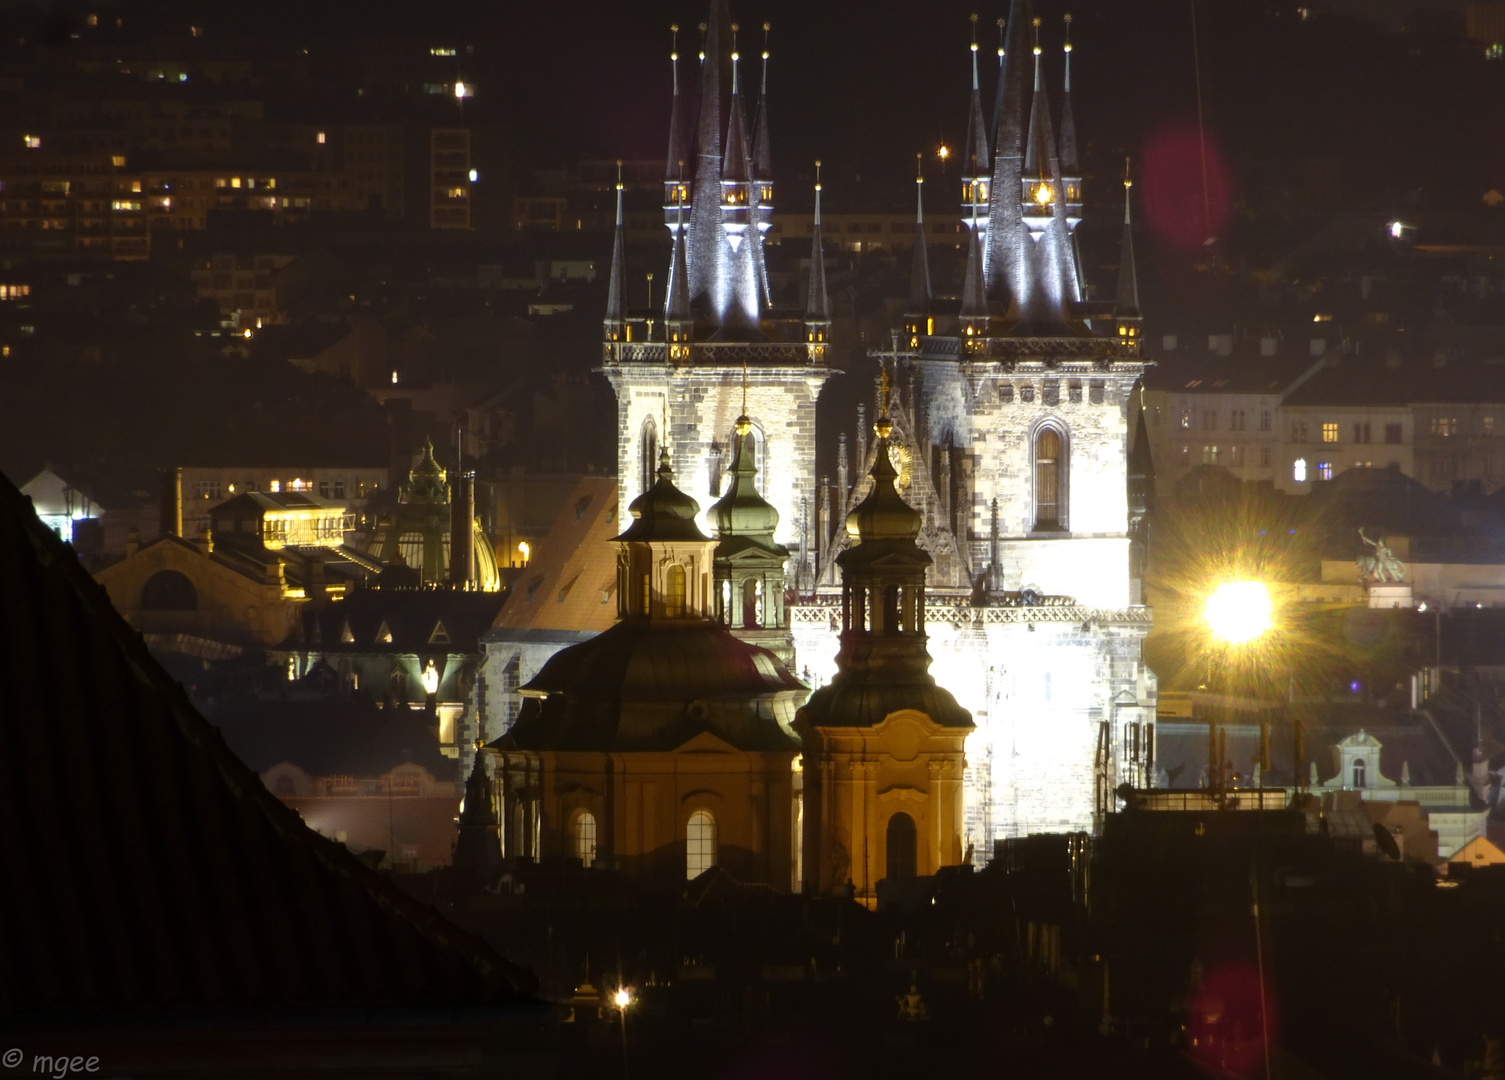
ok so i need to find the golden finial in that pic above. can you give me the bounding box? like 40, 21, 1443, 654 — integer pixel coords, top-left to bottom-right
698, 21, 706, 62
1124, 154, 1132, 189
736, 359, 751, 435
997, 16, 1005, 58
670, 23, 679, 62
916, 152, 923, 184
616, 159, 623, 191
1063, 12, 1072, 52
1032, 15, 1041, 56
874, 366, 893, 439
970, 12, 979, 51
474, 736, 484, 753
762, 21, 770, 61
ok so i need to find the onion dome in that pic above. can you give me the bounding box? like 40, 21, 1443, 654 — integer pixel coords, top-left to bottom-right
405, 439, 449, 504
846, 423, 922, 543
614, 446, 708, 543
711, 416, 780, 541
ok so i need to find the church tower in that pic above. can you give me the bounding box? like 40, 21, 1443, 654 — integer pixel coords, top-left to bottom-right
797, 0, 1156, 845
712, 403, 795, 668
603, 0, 832, 588
797, 386, 972, 902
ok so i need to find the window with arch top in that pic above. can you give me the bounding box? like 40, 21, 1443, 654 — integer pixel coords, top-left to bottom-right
640, 415, 658, 496
665, 564, 687, 617
1033, 425, 1067, 531
886, 812, 917, 880
574, 810, 597, 867
1352, 757, 1366, 789
686, 809, 717, 880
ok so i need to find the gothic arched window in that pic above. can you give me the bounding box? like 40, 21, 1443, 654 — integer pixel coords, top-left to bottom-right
686, 810, 717, 880
640, 416, 658, 496
1033, 425, 1068, 531
886, 812, 917, 880
1352, 757, 1366, 789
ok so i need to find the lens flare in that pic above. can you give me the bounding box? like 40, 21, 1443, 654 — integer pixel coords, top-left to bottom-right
1205, 581, 1272, 644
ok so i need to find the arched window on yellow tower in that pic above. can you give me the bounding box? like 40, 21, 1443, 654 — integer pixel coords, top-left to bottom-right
886, 812, 917, 880
665, 565, 687, 617
686, 810, 716, 880
1034, 426, 1068, 531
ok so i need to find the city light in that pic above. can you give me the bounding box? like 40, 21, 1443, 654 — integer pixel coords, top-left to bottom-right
1204, 581, 1273, 644
1388, 220, 1406, 238
614, 987, 631, 1009
422, 660, 440, 696
453, 81, 470, 99
517, 540, 530, 564
936, 144, 950, 161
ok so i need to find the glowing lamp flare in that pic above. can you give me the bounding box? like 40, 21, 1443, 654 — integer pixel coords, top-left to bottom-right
614, 988, 632, 1009
1204, 582, 1273, 644
421, 660, 440, 696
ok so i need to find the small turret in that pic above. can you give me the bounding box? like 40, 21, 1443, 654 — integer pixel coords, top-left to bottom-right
612, 446, 714, 621
959, 216, 990, 348
961, 15, 992, 241
720, 24, 753, 254
1020, 18, 1057, 242
604, 161, 628, 343
1059, 14, 1083, 234
665, 191, 693, 360
805, 161, 831, 361
1114, 157, 1142, 343
663, 25, 691, 235
905, 154, 932, 344
751, 23, 774, 241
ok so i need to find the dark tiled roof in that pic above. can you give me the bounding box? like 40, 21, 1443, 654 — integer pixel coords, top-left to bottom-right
1284, 357, 1505, 407
285, 588, 507, 653
497, 620, 803, 754
211, 698, 459, 780
0, 469, 535, 1015
1141, 351, 1317, 396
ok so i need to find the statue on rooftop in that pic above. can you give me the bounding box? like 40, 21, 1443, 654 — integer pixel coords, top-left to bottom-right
1358, 528, 1406, 583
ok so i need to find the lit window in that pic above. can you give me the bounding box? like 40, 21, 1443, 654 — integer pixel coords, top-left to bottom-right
453, 81, 470, 99
111, 155, 125, 167
686, 810, 716, 880
269, 479, 281, 493
665, 565, 687, 618
1321, 422, 1338, 443
316, 131, 326, 145
1317, 461, 1333, 480
1179, 410, 1191, 429
1293, 458, 1307, 483
574, 811, 597, 867
231, 177, 241, 189
23, 135, 40, 149
1202, 445, 1219, 465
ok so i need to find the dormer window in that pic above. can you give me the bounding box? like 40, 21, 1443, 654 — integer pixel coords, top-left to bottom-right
1352, 757, 1366, 788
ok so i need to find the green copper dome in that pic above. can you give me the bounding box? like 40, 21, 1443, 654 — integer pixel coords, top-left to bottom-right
846, 437, 922, 543
711, 419, 780, 541
614, 447, 709, 543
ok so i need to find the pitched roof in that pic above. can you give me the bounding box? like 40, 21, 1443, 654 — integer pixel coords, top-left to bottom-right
493, 476, 619, 635
0, 467, 535, 1016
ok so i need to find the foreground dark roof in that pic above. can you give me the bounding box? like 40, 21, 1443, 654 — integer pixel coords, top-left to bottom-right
211, 697, 460, 780
0, 468, 535, 1017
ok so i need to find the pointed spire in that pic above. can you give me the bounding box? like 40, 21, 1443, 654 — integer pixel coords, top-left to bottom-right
664, 24, 692, 232
1114, 157, 1142, 333
805, 161, 830, 327
688, 2, 727, 302
665, 168, 692, 355
1059, 13, 1083, 234
959, 217, 989, 341
961, 14, 991, 216
906, 154, 931, 326
752, 23, 773, 183
604, 161, 627, 342
987, 0, 1034, 304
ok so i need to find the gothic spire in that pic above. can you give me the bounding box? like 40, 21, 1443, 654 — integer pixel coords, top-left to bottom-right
1114, 157, 1142, 330
604, 162, 627, 342
751, 23, 773, 185
961, 14, 991, 221
805, 162, 830, 323
987, 0, 1033, 305
906, 154, 931, 324
663, 24, 691, 233
959, 214, 989, 337
665, 187, 692, 350
688, 1, 728, 302
1058, 13, 1082, 232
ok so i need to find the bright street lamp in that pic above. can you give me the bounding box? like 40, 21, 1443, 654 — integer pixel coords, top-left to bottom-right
1204, 581, 1273, 645
614, 987, 633, 1079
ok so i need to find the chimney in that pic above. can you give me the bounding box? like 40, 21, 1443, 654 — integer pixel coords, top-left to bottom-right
159, 467, 182, 538
450, 471, 475, 587
307, 555, 326, 603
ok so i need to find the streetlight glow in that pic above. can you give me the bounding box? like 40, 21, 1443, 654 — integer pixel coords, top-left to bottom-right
614, 987, 631, 1009
1204, 581, 1273, 644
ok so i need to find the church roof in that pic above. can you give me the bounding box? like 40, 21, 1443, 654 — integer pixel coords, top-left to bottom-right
798, 680, 973, 731
845, 436, 922, 545
711, 423, 781, 545
0, 467, 536, 1017
493, 476, 620, 636
496, 620, 803, 754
